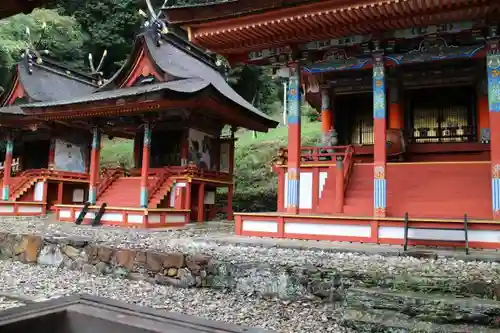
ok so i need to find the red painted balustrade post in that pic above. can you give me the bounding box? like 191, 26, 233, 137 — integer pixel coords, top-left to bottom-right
335, 159, 344, 213
372, 53, 387, 217
140, 123, 152, 208
197, 183, 205, 223
88, 126, 101, 204
286, 62, 301, 214
487, 38, 500, 219
227, 184, 234, 220
2, 135, 13, 201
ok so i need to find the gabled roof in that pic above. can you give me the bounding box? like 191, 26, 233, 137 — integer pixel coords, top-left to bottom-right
0, 57, 98, 106
16, 31, 278, 130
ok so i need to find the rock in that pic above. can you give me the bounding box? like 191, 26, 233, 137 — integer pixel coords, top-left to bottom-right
61, 245, 81, 259
114, 249, 135, 270
38, 245, 64, 267
155, 275, 182, 287
128, 273, 146, 282
162, 252, 185, 268
97, 247, 113, 263
14, 235, 42, 263
177, 268, 196, 288
186, 253, 212, 275
166, 268, 178, 277
95, 262, 112, 275
113, 267, 129, 278
134, 251, 147, 265
145, 252, 165, 272
82, 264, 95, 275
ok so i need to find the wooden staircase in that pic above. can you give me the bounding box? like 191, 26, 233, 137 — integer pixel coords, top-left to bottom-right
96, 177, 143, 207
342, 164, 373, 216
317, 167, 337, 214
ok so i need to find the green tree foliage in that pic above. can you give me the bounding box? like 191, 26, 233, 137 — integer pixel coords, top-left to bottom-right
0, 9, 87, 84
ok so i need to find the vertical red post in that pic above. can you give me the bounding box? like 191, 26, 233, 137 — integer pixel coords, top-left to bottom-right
229, 128, 235, 176
57, 181, 64, 204
88, 126, 101, 204
286, 62, 301, 214
388, 82, 403, 130
197, 183, 205, 222
321, 87, 333, 134
335, 161, 344, 213
373, 53, 387, 217
2, 135, 13, 201
227, 184, 234, 220
487, 39, 500, 218
140, 123, 151, 208
277, 169, 285, 212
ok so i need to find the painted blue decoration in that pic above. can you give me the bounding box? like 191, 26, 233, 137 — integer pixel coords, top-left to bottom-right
88, 187, 96, 205
386, 45, 483, 65
5, 138, 13, 155
492, 178, 500, 214
92, 127, 101, 150
287, 71, 301, 124
374, 179, 387, 212
302, 59, 370, 74
487, 53, 500, 112
372, 59, 386, 120
144, 123, 152, 146
140, 187, 148, 208
286, 178, 299, 208
2, 186, 9, 201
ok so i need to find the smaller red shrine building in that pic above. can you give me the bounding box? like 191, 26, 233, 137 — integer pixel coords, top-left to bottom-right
0, 22, 277, 227
0, 53, 100, 216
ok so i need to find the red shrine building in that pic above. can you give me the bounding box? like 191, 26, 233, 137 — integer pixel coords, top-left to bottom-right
164, 0, 500, 248
0, 20, 277, 226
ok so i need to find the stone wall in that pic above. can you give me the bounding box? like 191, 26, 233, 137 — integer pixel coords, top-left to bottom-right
3, 232, 500, 331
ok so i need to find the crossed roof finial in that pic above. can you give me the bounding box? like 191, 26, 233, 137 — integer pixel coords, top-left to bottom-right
138, 0, 169, 47
21, 22, 50, 75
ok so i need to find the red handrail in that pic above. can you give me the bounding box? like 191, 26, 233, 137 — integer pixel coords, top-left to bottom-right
342, 145, 355, 192
96, 168, 126, 199
147, 168, 171, 200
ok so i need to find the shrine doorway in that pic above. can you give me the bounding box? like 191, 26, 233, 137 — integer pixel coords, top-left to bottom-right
405, 85, 477, 144
335, 92, 374, 146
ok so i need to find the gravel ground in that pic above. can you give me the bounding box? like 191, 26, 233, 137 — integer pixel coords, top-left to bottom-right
2, 217, 500, 284
0, 296, 25, 310
0, 259, 350, 333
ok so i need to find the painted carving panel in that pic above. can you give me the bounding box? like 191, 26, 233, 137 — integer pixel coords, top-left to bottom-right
188, 129, 214, 170
54, 138, 86, 173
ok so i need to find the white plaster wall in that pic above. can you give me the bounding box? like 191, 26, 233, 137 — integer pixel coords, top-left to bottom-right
59, 210, 72, 218
127, 214, 143, 224
34, 182, 44, 202
18, 205, 42, 213
148, 214, 161, 223
101, 213, 123, 222
319, 171, 328, 198
166, 214, 186, 223
284, 171, 313, 209
242, 220, 278, 233
379, 226, 500, 243
0, 205, 14, 213
285, 222, 371, 237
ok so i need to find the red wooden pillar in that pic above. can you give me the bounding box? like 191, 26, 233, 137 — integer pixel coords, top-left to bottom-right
388, 82, 403, 130
373, 54, 387, 217
57, 181, 64, 204
88, 127, 101, 204
286, 62, 301, 214
140, 123, 151, 208
227, 184, 234, 220
197, 183, 205, 222
185, 182, 192, 210
2, 135, 13, 201
320, 87, 333, 134
277, 169, 285, 212
487, 40, 500, 218
229, 128, 235, 176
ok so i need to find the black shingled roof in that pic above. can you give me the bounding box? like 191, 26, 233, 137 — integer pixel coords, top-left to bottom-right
17, 32, 278, 130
